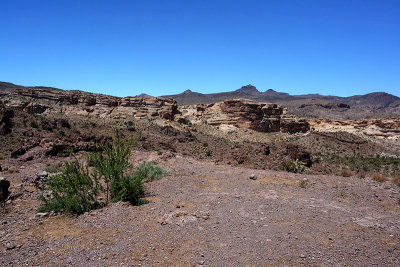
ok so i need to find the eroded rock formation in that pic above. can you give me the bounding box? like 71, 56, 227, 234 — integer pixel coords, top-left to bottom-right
184, 99, 310, 133
4, 88, 178, 120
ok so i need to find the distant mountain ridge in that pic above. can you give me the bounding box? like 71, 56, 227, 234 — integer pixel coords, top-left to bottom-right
1, 81, 399, 119
163, 84, 399, 107
163, 84, 400, 119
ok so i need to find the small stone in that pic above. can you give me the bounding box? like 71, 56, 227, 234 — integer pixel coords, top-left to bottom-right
37, 171, 48, 178
249, 174, 257, 180
35, 212, 49, 218
6, 242, 15, 250
198, 260, 205, 265
300, 254, 306, 259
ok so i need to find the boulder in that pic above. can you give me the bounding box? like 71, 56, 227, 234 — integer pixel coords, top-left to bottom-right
0, 178, 11, 203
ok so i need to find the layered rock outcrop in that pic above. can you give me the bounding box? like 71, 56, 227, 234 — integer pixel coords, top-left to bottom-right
185, 99, 309, 133
5, 88, 178, 120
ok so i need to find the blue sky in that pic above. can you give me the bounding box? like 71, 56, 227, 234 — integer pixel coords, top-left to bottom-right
1, 0, 399, 97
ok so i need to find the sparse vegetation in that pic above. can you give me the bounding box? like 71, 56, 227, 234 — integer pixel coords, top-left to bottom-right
320, 154, 400, 176
298, 180, 307, 188
280, 160, 305, 173
340, 168, 354, 177
39, 131, 166, 215
44, 162, 62, 173
57, 147, 74, 157
38, 160, 102, 215
392, 175, 400, 187
372, 173, 387, 183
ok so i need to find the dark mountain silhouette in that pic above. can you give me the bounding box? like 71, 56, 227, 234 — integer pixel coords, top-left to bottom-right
163, 84, 400, 118
0, 81, 62, 95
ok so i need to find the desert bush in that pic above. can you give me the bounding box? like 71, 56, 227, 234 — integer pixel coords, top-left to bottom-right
340, 168, 354, 177
44, 162, 62, 173
88, 131, 133, 203
298, 180, 307, 188
372, 173, 387, 183
39, 131, 166, 215
280, 160, 305, 173
133, 161, 167, 182
392, 175, 400, 187
38, 160, 102, 215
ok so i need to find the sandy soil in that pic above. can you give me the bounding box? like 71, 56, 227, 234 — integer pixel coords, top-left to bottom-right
1, 151, 399, 266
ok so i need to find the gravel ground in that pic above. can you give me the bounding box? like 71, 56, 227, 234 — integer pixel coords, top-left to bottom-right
1, 151, 399, 266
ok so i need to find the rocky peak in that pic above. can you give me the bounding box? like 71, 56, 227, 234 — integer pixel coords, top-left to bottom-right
182, 89, 193, 94
235, 85, 259, 94
265, 89, 277, 94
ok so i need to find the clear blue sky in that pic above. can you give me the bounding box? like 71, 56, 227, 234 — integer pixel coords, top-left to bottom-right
1, 0, 399, 97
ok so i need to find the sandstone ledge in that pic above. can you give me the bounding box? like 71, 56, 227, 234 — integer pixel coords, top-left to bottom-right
182, 99, 310, 134
5, 88, 178, 120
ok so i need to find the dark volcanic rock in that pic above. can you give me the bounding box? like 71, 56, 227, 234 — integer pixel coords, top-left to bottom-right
0, 178, 11, 203
284, 144, 312, 167
280, 118, 310, 134
0, 100, 14, 135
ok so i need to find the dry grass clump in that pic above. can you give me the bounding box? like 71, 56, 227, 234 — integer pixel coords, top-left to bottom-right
372, 173, 388, 183
340, 168, 354, 177
392, 175, 400, 187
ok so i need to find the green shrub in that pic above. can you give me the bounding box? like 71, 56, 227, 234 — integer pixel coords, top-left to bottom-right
88, 131, 133, 204
133, 161, 167, 182
39, 131, 166, 215
280, 160, 305, 173
30, 121, 39, 129
38, 161, 102, 215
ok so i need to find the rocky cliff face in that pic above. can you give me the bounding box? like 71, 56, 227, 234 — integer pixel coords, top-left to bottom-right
182, 99, 309, 133
4, 88, 178, 120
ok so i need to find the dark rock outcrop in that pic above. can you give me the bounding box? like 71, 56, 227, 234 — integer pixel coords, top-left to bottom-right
0, 178, 11, 203
284, 144, 312, 167
0, 100, 14, 135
